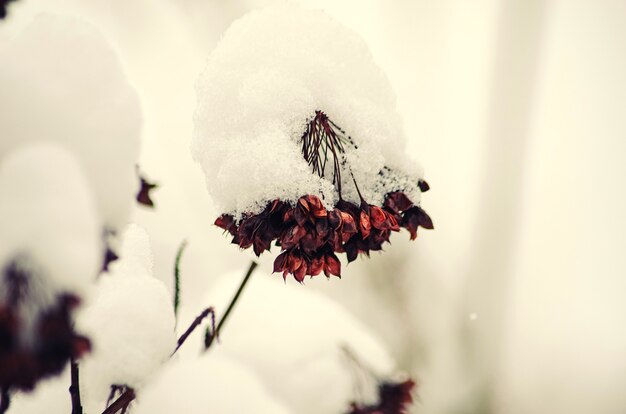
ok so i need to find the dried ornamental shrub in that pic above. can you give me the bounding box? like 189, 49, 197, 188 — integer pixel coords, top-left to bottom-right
193, 6, 432, 281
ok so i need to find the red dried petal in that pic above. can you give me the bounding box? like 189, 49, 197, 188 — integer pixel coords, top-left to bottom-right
328, 209, 342, 229
403, 212, 419, 240
294, 264, 307, 282
384, 192, 413, 214
215, 214, 237, 235
273, 251, 289, 273
294, 205, 308, 226
297, 196, 311, 213
268, 199, 282, 213
287, 252, 303, 273
283, 209, 295, 223
304, 195, 323, 211
309, 256, 324, 276
386, 212, 401, 231
252, 239, 266, 256
359, 210, 371, 239
402, 206, 433, 240
315, 219, 329, 239
417, 207, 434, 229
300, 233, 320, 255
324, 253, 341, 277
370, 206, 387, 230
344, 241, 358, 263
340, 212, 357, 234
281, 225, 307, 249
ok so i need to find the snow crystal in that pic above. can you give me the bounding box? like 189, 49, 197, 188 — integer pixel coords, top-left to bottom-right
193, 5, 425, 218
134, 354, 292, 414
0, 13, 142, 234
76, 224, 175, 412
0, 143, 102, 309
178, 268, 395, 414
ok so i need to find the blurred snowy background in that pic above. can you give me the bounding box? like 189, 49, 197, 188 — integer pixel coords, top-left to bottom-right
1, 0, 625, 413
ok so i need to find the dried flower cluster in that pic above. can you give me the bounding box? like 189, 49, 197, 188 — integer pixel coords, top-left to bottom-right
216, 190, 431, 282
0, 259, 90, 392
216, 112, 432, 281
347, 379, 416, 414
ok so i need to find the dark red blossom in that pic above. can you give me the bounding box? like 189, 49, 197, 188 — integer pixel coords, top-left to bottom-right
348, 379, 416, 414
402, 206, 434, 240
384, 191, 434, 240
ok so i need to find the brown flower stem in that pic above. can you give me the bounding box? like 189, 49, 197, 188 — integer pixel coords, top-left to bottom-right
70, 358, 83, 414
101, 388, 135, 414
0, 387, 9, 414
105, 385, 121, 408
172, 307, 215, 355
204, 261, 258, 349
350, 171, 366, 204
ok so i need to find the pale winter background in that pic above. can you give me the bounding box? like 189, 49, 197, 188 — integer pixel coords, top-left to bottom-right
2, 1, 625, 413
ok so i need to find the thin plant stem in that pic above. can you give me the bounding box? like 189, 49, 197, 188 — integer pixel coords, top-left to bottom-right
173, 239, 188, 324
101, 388, 135, 414
172, 307, 215, 355
204, 261, 258, 349
70, 358, 83, 414
0, 387, 9, 414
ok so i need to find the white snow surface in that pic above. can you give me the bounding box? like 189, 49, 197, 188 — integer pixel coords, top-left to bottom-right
176, 267, 395, 414
193, 5, 424, 218
10, 368, 72, 414
0, 143, 102, 314
0, 13, 142, 234
134, 354, 292, 414
76, 224, 176, 413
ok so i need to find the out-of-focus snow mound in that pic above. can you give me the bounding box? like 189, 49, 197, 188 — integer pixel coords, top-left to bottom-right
177, 267, 395, 414
0, 143, 101, 305
0, 13, 142, 234
134, 354, 292, 414
9, 368, 72, 414
77, 224, 176, 413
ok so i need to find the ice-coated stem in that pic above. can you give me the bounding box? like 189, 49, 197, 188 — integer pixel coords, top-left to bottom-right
204, 260, 258, 349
